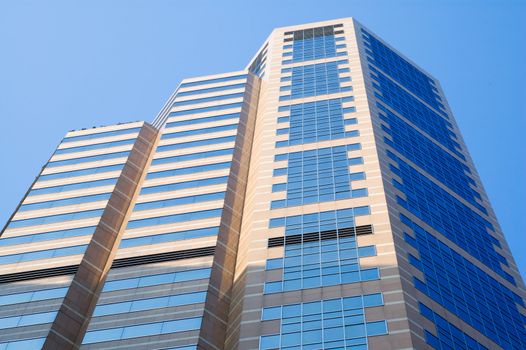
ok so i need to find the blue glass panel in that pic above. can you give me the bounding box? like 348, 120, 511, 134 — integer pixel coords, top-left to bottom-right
62, 126, 141, 143
380, 107, 483, 210
390, 153, 510, 282
277, 98, 356, 147
47, 151, 130, 168
169, 102, 242, 117
133, 191, 225, 211
151, 148, 233, 165
120, 227, 218, 248
165, 112, 239, 128
372, 69, 461, 156
259, 293, 386, 349
420, 304, 489, 350
179, 74, 247, 88
156, 135, 236, 152
176, 83, 245, 97
55, 138, 136, 155
8, 209, 103, 229
281, 60, 349, 100
405, 222, 525, 349
38, 163, 124, 181
29, 178, 118, 196
173, 92, 244, 107
140, 176, 228, 195
146, 161, 231, 180
126, 208, 222, 229
272, 146, 364, 207
362, 29, 444, 112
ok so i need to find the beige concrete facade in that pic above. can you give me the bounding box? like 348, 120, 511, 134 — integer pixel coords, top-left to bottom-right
1, 17, 524, 350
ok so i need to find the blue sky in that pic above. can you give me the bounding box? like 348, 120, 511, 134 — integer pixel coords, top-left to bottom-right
0, 0, 524, 276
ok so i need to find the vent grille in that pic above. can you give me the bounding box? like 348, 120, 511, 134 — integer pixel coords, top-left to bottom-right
268, 225, 373, 248
0, 246, 216, 284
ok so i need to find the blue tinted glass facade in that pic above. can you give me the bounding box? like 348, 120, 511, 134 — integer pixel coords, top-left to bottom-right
260, 294, 387, 350
372, 70, 462, 157
280, 60, 351, 100
276, 97, 356, 147
284, 25, 345, 64
361, 29, 445, 113
389, 154, 511, 282
379, 107, 483, 211
271, 145, 366, 208
364, 26, 524, 349
404, 219, 525, 349
419, 303, 489, 350
265, 207, 378, 293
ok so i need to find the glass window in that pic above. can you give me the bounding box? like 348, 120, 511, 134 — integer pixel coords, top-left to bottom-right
62, 126, 141, 143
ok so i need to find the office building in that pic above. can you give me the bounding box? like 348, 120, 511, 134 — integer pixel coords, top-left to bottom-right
1, 18, 524, 350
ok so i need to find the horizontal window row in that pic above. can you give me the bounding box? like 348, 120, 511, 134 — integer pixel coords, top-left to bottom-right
19, 192, 111, 212
47, 150, 130, 168
265, 234, 379, 294
146, 161, 231, 180
156, 135, 236, 152
280, 60, 351, 100
134, 191, 225, 211
55, 138, 136, 155
62, 126, 141, 143
275, 130, 359, 148
126, 208, 222, 229
14, 212, 78, 238
271, 188, 368, 209
276, 97, 356, 146
0, 311, 57, 330
82, 317, 202, 344
178, 74, 247, 88
152, 148, 233, 166
0, 226, 96, 247
168, 102, 243, 117
8, 209, 104, 229
264, 267, 379, 294
420, 303, 489, 350
260, 292, 386, 350
162, 123, 238, 140
272, 172, 365, 193
260, 321, 387, 349
102, 267, 211, 292
164, 112, 239, 128
141, 176, 228, 195
391, 154, 510, 282
38, 163, 124, 182
380, 106, 482, 210
372, 70, 462, 157
0, 267, 211, 309
173, 92, 244, 107
266, 245, 376, 270
0, 286, 69, 307
269, 206, 370, 236
120, 226, 219, 249
274, 143, 361, 162
93, 291, 206, 317
0, 244, 87, 265
262, 293, 383, 321
362, 29, 443, 112
405, 218, 524, 349
0, 337, 45, 349
176, 83, 245, 97
29, 177, 118, 197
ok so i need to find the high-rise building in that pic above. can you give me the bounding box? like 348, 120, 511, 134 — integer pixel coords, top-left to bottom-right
1, 17, 524, 350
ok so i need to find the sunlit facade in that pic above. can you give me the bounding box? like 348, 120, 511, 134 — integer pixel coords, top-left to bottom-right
1, 18, 524, 350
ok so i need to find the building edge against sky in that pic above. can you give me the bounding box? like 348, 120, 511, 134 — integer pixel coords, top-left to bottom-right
0, 17, 525, 350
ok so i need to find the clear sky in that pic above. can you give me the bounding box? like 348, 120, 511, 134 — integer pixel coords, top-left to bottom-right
0, 0, 524, 276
